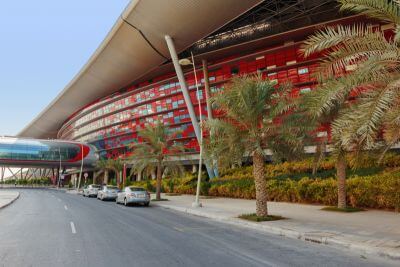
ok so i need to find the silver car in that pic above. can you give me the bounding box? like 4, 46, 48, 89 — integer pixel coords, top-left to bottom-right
116, 187, 150, 206
97, 185, 119, 201
83, 184, 101, 197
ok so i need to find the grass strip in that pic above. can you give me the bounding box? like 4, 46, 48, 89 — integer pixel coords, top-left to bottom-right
238, 213, 285, 222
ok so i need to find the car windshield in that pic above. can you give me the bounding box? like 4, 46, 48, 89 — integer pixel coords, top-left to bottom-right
106, 186, 118, 190
129, 187, 146, 191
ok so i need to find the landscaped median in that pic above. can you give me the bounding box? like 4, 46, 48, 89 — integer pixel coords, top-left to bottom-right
150, 194, 400, 260
0, 190, 20, 209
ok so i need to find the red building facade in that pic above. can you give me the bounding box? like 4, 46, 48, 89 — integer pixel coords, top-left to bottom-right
57, 16, 383, 161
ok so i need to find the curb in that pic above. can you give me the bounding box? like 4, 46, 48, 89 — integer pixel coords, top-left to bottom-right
155, 203, 400, 261
0, 192, 20, 210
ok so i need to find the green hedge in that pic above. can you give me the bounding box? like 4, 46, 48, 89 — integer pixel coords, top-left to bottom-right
133, 154, 400, 210
2, 177, 51, 186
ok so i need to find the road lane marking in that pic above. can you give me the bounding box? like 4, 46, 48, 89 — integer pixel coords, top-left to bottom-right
70, 222, 76, 234
64, 205, 68, 210
173, 227, 184, 232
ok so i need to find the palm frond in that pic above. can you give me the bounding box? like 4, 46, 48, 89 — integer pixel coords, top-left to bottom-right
303, 55, 394, 119
317, 31, 397, 77
301, 24, 374, 57
203, 118, 245, 169
332, 78, 400, 150
339, 0, 400, 24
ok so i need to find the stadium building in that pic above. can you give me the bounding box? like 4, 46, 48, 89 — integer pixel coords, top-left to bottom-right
17, 0, 385, 181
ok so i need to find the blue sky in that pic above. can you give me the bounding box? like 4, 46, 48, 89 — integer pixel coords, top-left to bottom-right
0, 0, 130, 135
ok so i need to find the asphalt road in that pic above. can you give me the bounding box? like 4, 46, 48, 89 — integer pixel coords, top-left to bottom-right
0, 189, 397, 267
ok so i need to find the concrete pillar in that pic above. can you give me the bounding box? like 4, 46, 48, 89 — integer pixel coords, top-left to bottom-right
202, 59, 213, 120
165, 35, 214, 178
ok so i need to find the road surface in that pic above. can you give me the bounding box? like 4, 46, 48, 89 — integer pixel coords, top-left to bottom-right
0, 189, 396, 267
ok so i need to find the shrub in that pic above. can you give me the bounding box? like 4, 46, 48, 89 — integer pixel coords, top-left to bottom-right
130, 156, 400, 211
145, 179, 155, 192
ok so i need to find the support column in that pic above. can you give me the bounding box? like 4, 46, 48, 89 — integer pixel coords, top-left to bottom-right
202, 59, 213, 120
165, 35, 214, 178
202, 59, 218, 177
137, 170, 142, 181
122, 164, 127, 188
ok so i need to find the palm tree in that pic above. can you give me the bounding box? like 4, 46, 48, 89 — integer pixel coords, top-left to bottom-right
96, 159, 108, 183
129, 121, 184, 200
204, 74, 310, 217
302, 0, 400, 149
301, 0, 400, 208
96, 158, 124, 188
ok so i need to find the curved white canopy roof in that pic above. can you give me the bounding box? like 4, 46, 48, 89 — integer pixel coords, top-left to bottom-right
19, 0, 262, 139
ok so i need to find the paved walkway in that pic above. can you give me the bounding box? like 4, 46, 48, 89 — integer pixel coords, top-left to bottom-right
152, 194, 400, 260
0, 190, 20, 209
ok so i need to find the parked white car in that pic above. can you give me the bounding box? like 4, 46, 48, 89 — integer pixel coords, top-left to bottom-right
97, 185, 119, 201
116, 186, 150, 206
83, 184, 101, 197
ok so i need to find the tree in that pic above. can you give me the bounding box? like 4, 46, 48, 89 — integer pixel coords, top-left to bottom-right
96, 158, 124, 188
301, 0, 400, 208
129, 121, 184, 200
204, 74, 310, 217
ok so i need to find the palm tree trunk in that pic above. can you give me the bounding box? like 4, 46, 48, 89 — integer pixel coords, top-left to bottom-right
253, 151, 268, 217
115, 170, 120, 189
156, 161, 162, 200
336, 153, 347, 209
104, 170, 109, 185
312, 138, 327, 175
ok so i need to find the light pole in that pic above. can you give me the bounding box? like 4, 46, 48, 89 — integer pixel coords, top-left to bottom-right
165, 35, 215, 179
58, 147, 62, 188
179, 52, 204, 208
77, 143, 84, 190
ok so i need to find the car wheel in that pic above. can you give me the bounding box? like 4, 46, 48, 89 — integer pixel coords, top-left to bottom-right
101, 195, 104, 201
124, 198, 128, 206
144, 202, 150, 207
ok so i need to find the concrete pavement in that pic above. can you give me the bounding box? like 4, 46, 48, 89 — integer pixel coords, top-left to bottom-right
152, 194, 400, 260
0, 190, 20, 209
0, 189, 396, 266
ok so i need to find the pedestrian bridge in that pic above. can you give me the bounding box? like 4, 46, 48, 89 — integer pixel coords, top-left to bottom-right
0, 136, 98, 168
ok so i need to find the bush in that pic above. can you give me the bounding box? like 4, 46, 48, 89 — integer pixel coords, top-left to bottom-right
145, 179, 155, 192
129, 155, 400, 211
207, 174, 400, 210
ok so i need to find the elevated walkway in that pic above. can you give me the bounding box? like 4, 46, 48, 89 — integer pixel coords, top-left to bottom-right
0, 136, 97, 168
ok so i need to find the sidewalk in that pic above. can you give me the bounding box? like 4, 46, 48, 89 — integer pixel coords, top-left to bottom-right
0, 190, 20, 209
152, 194, 400, 260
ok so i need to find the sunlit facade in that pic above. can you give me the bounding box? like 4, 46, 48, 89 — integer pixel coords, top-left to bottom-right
20, 1, 384, 164
57, 38, 323, 159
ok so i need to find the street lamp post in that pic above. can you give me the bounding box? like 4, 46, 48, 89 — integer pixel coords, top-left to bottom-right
179, 52, 204, 208
58, 147, 62, 188
77, 143, 84, 190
